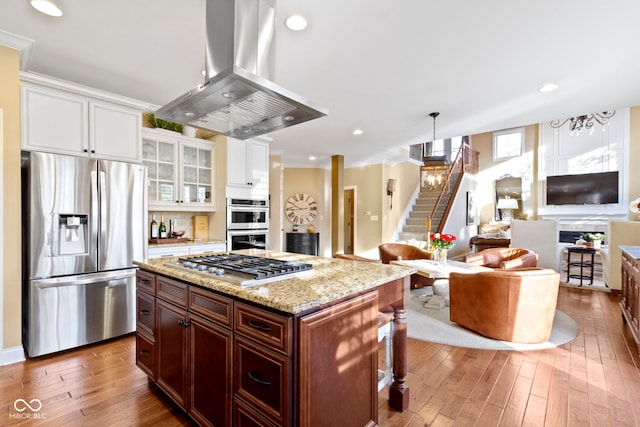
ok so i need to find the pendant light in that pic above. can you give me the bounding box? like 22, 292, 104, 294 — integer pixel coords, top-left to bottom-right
420, 112, 448, 191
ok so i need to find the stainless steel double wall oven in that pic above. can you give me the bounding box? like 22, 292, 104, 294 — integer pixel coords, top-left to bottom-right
226, 198, 269, 251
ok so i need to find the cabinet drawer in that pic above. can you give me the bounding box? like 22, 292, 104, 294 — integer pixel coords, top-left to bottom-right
189, 243, 227, 255
234, 336, 291, 427
235, 302, 293, 355
234, 397, 279, 427
148, 246, 190, 259
157, 276, 188, 308
189, 286, 233, 328
136, 333, 155, 379
136, 270, 156, 294
136, 290, 156, 336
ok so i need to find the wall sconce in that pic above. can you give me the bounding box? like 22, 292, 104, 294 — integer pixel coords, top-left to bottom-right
387, 179, 397, 209
497, 196, 518, 224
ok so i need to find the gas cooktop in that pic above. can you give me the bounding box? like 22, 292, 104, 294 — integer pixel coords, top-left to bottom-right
165, 253, 314, 287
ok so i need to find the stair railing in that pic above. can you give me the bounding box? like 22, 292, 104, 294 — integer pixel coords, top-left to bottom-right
429, 142, 478, 232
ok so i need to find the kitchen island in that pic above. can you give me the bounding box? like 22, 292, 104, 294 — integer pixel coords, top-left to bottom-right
134, 250, 415, 427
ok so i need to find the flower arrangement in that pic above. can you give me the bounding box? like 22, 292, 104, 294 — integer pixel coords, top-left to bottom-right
429, 232, 457, 249
630, 198, 640, 221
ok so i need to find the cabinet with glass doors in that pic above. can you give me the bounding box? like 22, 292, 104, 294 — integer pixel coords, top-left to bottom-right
143, 128, 215, 211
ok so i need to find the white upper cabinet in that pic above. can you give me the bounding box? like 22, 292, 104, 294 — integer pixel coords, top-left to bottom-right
21, 83, 142, 162
90, 101, 141, 162
226, 137, 269, 199
143, 128, 215, 212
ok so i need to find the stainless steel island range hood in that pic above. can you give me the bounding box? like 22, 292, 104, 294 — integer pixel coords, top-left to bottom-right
155, 0, 328, 140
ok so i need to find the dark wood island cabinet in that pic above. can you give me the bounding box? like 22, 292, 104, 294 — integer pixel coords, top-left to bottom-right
621, 245, 640, 355
134, 250, 414, 426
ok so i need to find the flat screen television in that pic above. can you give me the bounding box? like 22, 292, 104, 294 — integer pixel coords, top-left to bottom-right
546, 171, 619, 206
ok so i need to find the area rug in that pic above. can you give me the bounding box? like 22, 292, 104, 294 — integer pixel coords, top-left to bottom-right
406, 290, 579, 351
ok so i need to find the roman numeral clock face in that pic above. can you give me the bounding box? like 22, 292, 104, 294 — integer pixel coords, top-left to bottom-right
285, 193, 318, 225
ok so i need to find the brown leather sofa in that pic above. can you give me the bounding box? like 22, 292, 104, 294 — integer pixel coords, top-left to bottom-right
449, 268, 560, 343
469, 235, 511, 252
464, 247, 537, 269
378, 243, 433, 264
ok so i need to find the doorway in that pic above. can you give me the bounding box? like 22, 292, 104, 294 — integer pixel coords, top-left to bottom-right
343, 188, 355, 254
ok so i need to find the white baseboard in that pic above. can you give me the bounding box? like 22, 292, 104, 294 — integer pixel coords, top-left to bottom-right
2, 345, 26, 366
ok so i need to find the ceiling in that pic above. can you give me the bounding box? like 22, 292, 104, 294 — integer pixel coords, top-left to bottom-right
3, 0, 640, 168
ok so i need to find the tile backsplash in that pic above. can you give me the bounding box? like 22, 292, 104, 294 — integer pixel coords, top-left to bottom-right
148, 212, 202, 239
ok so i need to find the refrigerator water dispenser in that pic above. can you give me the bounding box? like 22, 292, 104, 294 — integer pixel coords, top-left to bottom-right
58, 214, 89, 255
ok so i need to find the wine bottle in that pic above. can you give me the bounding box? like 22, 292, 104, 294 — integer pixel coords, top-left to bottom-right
150, 215, 159, 239
159, 215, 167, 238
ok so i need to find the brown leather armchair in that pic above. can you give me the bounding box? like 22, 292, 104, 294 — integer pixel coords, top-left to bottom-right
464, 247, 537, 269
449, 268, 560, 343
378, 243, 433, 264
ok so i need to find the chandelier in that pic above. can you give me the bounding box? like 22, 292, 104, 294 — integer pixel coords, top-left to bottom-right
420, 112, 448, 191
550, 111, 615, 135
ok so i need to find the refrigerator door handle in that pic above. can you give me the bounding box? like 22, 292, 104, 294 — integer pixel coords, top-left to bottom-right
33, 269, 137, 289
97, 169, 107, 259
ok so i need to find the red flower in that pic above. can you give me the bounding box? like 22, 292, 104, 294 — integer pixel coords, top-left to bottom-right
430, 233, 457, 249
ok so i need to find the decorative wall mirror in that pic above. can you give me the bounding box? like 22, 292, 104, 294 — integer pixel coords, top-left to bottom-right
495, 175, 522, 223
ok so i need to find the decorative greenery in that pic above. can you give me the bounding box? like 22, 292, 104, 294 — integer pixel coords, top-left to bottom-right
581, 232, 605, 242
429, 232, 457, 249
145, 111, 183, 133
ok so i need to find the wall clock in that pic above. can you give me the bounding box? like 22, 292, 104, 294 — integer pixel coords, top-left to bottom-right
285, 193, 318, 225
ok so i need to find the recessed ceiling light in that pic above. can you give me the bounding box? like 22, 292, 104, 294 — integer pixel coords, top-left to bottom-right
285, 15, 308, 31
29, 0, 63, 17
308, 156, 316, 160
538, 83, 558, 93
353, 129, 363, 135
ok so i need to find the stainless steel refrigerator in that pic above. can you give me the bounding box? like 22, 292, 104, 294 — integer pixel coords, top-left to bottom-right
22, 151, 147, 357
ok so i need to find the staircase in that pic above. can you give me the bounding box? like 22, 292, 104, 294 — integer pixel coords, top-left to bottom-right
398, 142, 479, 242
398, 188, 453, 241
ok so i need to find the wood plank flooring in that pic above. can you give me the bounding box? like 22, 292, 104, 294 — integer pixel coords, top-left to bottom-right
1, 286, 639, 426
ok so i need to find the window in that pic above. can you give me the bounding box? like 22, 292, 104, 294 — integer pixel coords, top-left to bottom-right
493, 127, 524, 160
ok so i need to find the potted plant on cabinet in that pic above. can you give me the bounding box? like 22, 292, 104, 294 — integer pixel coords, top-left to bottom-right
144, 111, 183, 133
581, 232, 606, 248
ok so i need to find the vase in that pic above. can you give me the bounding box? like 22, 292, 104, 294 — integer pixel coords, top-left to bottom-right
435, 248, 449, 266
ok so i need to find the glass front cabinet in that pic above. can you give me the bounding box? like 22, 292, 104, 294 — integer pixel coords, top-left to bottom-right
143, 128, 215, 211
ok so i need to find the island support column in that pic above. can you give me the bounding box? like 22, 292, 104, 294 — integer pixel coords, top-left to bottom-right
378, 275, 410, 411
389, 308, 409, 410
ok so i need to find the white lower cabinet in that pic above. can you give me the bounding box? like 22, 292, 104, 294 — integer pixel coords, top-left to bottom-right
147, 246, 190, 259
147, 243, 227, 259
190, 243, 227, 255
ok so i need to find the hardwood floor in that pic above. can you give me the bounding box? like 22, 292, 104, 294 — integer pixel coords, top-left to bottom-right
2, 286, 639, 426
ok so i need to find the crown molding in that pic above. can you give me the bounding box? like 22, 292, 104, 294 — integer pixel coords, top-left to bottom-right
0, 30, 34, 71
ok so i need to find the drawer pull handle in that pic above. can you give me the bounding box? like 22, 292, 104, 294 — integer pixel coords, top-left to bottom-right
248, 371, 271, 386
139, 309, 150, 316
248, 320, 271, 332
139, 279, 151, 284
139, 349, 151, 357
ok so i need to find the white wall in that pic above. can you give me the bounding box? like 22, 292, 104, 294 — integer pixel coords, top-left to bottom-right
538, 108, 630, 222
442, 173, 479, 260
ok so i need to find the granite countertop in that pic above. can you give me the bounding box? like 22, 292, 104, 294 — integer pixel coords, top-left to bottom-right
133, 250, 416, 314
621, 245, 640, 259
148, 239, 226, 248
